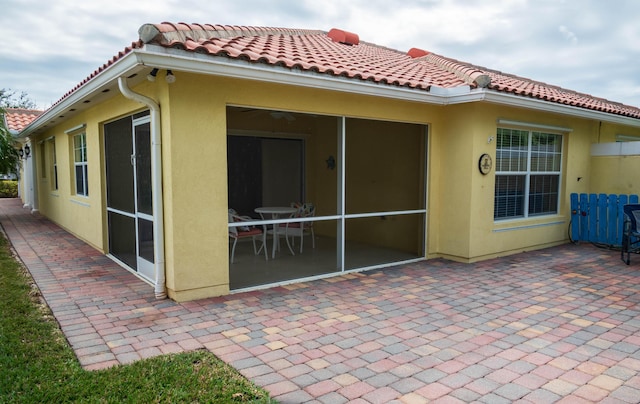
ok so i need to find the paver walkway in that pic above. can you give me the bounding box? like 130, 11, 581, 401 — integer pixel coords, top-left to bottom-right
2, 198, 640, 403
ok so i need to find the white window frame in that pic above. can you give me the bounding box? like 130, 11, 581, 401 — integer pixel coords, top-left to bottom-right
73, 132, 88, 196
494, 127, 563, 221
49, 138, 58, 191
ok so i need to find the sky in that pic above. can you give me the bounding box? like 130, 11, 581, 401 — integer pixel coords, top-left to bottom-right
1, 0, 639, 110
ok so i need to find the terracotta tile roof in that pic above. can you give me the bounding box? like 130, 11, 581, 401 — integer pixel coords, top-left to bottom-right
447, 57, 640, 118
2, 108, 43, 133
139, 23, 457, 91
138, 23, 640, 119
48, 41, 144, 110
36, 22, 640, 123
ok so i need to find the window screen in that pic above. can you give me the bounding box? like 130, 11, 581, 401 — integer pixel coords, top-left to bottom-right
494, 128, 562, 220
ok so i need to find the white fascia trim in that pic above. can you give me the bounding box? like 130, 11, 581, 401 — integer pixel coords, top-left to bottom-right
18, 45, 640, 136
429, 85, 472, 96
496, 119, 573, 133
136, 46, 640, 127
456, 89, 640, 128
18, 55, 141, 138
135, 45, 451, 105
63, 123, 87, 134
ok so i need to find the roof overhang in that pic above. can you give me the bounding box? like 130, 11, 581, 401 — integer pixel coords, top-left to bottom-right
17, 55, 146, 138
18, 44, 640, 137
129, 46, 640, 128
136, 45, 451, 104
447, 90, 640, 128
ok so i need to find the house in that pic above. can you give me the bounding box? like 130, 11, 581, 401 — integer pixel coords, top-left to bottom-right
12, 22, 640, 301
2, 108, 42, 189
4, 108, 42, 135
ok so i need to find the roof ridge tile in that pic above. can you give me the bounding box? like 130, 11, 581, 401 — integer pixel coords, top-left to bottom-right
424, 54, 491, 88
139, 23, 324, 45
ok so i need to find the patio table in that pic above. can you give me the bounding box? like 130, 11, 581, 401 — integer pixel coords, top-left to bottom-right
255, 207, 297, 258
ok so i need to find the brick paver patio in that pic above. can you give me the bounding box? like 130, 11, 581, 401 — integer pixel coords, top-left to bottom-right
1, 198, 640, 403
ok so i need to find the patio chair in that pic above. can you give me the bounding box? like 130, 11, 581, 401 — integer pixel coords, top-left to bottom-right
281, 202, 316, 253
229, 209, 268, 263
621, 204, 640, 265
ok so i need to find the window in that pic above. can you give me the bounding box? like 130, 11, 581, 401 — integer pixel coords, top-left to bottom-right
39, 142, 46, 179
49, 139, 58, 190
73, 133, 88, 196
494, 128, 562, 220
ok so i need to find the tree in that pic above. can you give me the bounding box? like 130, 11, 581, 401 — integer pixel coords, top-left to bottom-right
0, 88, 37, 109
0, 107, 21, 176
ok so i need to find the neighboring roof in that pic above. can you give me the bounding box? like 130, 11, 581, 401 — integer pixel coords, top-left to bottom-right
2, 108, 43, 135
20, 22, 640, 136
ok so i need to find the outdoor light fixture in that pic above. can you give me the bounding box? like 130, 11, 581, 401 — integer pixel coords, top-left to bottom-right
146, 68, 175, 83
326, 155, 336, 170
146, 68, 159, 82
17, 146, 30, 159
165, 70, 176, 83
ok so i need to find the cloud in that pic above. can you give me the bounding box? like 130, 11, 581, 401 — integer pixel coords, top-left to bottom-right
559, 25, 578, 45
1, 0, 640, 108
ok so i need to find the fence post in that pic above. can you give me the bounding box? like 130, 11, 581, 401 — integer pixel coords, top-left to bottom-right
571, 193, 580, 242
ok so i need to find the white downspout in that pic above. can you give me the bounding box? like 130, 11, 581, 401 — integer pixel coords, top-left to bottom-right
22, 151, 30, 208
29, 140, 39, 213
117, 77, 166, 299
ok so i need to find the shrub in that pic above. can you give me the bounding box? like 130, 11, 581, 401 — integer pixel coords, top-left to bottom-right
0, 180, 18, 198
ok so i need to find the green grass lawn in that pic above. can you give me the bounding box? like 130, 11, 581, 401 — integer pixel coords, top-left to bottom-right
0, 233, 274, 403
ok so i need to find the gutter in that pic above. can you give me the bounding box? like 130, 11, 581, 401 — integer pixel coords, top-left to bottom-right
136, 46, 450, 105
117, 77, 167, 299
17, 55, 141, 139
443, 89, 640, 128
137, 46, 640, 128
17, 45, 640, 138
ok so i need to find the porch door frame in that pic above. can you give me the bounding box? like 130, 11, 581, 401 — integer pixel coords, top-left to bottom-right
337, 116, 429, 271
227, 112, 429, 284
227, 131, 306, 213
105, 112, 155, 282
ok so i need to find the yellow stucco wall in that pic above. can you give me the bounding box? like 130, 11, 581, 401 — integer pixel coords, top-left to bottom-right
163, 73, 439, 300
595, 121, 640, 143
27, 68, 640, 301
432, 102, 598, 261
31, 93, 148, 250
591, 156, 640, 196
589, 121, 640, 195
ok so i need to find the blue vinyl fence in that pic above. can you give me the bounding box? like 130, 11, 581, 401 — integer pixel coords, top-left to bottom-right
570, 193, 639, 246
